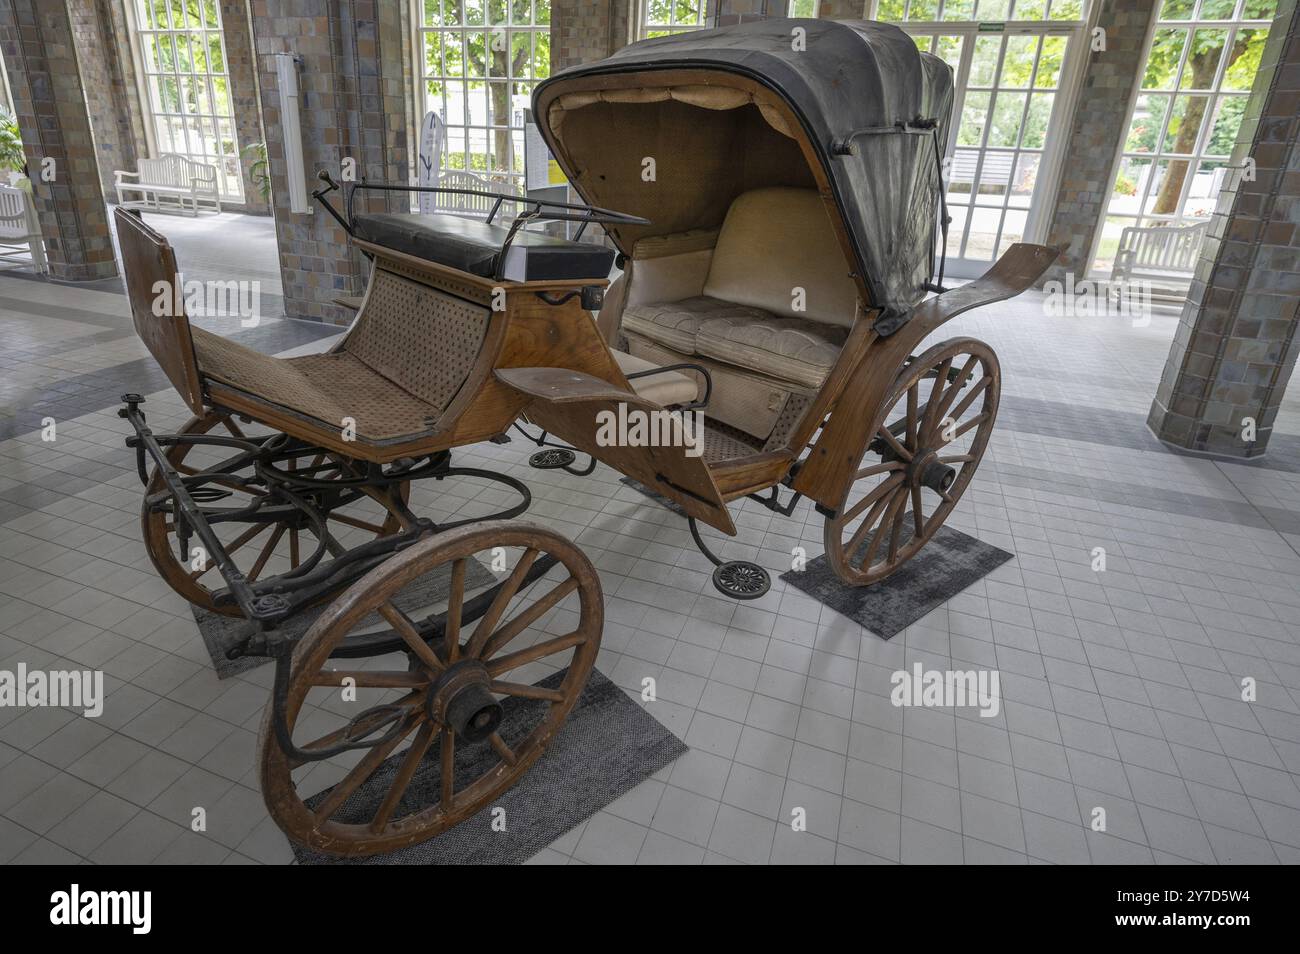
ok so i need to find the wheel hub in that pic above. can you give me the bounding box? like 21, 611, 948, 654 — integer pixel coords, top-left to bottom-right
907, 449, 956, 494
426, 659, 502, 744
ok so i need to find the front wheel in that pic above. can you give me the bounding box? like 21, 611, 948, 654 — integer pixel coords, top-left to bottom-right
823, 338, 999, 586
259, 520, 603, 857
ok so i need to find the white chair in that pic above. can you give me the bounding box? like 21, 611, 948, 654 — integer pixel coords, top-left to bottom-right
115, 154, 221, 216
0, 182, 47, 273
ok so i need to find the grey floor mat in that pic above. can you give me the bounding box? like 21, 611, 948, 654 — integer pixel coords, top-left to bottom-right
782, 522, 1013, 639
192, 559, 497, 678
293, 667, 687, 864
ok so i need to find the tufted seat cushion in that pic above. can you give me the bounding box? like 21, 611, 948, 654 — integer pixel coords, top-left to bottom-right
622, 296, 771, 354
696, 310, 847, 389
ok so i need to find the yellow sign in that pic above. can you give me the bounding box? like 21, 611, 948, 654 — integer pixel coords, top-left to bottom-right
547, 160, 566, 186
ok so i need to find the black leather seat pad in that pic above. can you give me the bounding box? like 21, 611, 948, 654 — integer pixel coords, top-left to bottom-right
353, 212, 614, 282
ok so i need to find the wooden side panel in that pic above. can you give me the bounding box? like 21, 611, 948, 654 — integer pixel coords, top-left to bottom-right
496, 367, 736, 534
793, 243, 1059, 509
115, 207, 205, 414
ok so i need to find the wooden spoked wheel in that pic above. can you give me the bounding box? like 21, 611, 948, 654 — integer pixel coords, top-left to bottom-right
259, 521, 603, 857
142, 411, 409, 615
823, 337, 999, 586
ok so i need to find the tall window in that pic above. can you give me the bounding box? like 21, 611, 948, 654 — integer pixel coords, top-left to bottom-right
132, 0, 243, 201
1092, 0, 1275, 274
874, 0, 1086, 277
641, 0, 709, 38
419, 0, 552, 192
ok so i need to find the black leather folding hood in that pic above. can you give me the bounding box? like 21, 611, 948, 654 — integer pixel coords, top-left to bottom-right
534, 18, 955, 331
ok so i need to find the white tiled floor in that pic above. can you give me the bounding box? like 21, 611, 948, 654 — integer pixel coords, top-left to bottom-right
2, 257, 1299, 864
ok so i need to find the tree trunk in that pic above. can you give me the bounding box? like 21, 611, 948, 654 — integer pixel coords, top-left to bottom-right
1151, 39, 1247, 215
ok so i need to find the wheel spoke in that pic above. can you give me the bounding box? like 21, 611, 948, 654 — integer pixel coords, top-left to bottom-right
947, 376, 991, 426
247, 523, 286, 582
369, 721, 437, 833
843, 473, 904, 523
486, 630, 586, 677
308, 669, 431, 689
856, 460, 905, 481
911, 485, 924, 536
313, 714, 421, 824
221, 416, 247, 439
846, 487, 897, 557
444, 558, 467, 663
466, 548, 540, 659
489, 680, 566, 702
877, 425, 913, 463
930, 354, 979, 430
327, 511, 386, 534
489, 732, 517, 766
290, 691, 424, 768
887, 493, 908, 562
905, 383, 919, 448
481, 576, 578, 661
862, 488, 907, 570
289, 528, 301, 568
379, 602, 444, 673
921, 357, 953, 437
951, 411, 991, 441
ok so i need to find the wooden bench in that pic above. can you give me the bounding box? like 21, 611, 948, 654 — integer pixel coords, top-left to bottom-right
115, 154, 221, 216
0, 182, 46, 273
1112, 221, 1207, 285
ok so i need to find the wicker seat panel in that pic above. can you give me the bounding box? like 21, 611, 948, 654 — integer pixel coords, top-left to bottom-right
191, 328, 441, 443
344, 268, 489, 412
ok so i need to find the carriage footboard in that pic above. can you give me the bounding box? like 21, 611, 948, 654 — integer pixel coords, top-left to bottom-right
495, 367, 736, 534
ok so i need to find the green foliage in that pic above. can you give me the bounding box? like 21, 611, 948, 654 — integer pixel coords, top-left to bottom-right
242, 141, 270, 200
0, 107, 26, 175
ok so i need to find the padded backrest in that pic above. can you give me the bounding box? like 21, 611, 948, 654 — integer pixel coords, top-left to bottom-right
703, 187, 860, 328
114, 207, 206, 413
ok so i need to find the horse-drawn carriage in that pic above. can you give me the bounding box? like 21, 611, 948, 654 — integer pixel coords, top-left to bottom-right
117, 19, 1054, 856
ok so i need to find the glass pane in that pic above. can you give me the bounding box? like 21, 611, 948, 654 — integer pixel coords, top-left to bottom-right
211, 76, 230, 115
1200, 0, 1237, 15
1014, 0, 1048, 19
934, 34, 964, 71
911, 0, 940, 18
877, 0, 906, 19
424, 0, 443, 26
1146, 157, 1191, 215
1048, 0, 1082, 17
942, 0, 975, 17
1036, 35, 1066, 87
1241, 0, 1277, 16
964, 206, 999, 260
1111, 156, 1152, 215
976, 0, 1011, 18
1000, 36, 1037, 87
988, 92, 1027, 147
948, 148, 980, 197
1143, 29, 1187, 89
944, 206, 966, 259
465, 0, 486, 26
969, 37, 1001, 88
998, 208, 1027, 255
1010, 152, 1040, 206
207, 34, 224, 73
958, 91, 990, 146
1206, 95, 1246, 154
1163, 94, 1210, 153
976, 150, 1014, 200
1022, 92, 1054, 148
1223, 28, 1266, 91
1094, 217, 1133, 272
1159, 0, 1195, 18
1179, 29, 1226, 89
1126, 94, 1169, 152
1185, 160, 1227, 216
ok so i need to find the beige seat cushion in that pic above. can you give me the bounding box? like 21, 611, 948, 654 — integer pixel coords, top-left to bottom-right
703, 186, 860, 328
622, 296, 769, 354
695, 311, 846, 389
611, 349, 699, 407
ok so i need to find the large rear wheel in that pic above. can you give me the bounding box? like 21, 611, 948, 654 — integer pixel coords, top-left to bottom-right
823, 338, 999, 585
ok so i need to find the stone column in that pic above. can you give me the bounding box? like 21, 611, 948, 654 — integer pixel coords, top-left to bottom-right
0, 0, 117, 281
818, 0, 865, 17
1147, 0, 1300, 459
221, 0, 270, 214
1037, 0, 1160, 285
66, 0, 146, 203
552, 0, 635, 70
250, 0, 412, 323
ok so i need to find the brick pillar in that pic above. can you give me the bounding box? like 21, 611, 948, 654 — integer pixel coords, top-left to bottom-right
66, 0, 145, 202
250, 0, 412, 324
552, 0, 635, 70
1038, 0, 1159, 284
817, 0, 865, 17
1147, 0, 1300, 459
0, 0, 117, 281
222, 0, 270, 214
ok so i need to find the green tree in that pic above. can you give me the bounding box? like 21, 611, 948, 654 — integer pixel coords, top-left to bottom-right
1144, 26, 1264, 214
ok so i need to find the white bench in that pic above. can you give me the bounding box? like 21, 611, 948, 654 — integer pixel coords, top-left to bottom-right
115, 154, 221, 216
434, 169, 522, 220
1112, 221, 1208, 285
0, 182, 47, 273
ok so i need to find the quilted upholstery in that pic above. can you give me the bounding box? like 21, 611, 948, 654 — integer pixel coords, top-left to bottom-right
623, 296, 770, 354
696, 309, 847, 389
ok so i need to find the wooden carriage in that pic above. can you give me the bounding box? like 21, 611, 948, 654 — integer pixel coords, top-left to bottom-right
118, 18, 1054, 857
